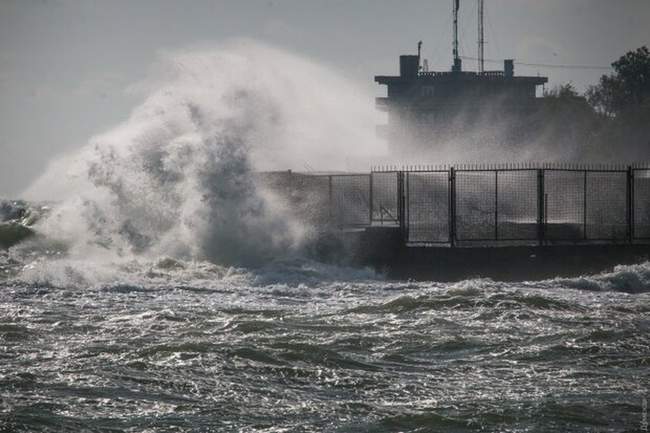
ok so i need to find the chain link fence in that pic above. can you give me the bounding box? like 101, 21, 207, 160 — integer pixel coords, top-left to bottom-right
331, 174, 371, 227
543, 170, 586, 240
634, 169, 650, 239
406, 171, 449, 243
497, 170, 539, 240
371, 171, 400, 225
585, 171, 627, 240
269, 164, 650, 246
455, 170, 496, 241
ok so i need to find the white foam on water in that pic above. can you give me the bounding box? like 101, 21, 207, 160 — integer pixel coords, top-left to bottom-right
7, 40, 650, 294
20, 40, 381, 273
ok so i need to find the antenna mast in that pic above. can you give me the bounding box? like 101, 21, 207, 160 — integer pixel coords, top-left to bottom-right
478, 0, 485, 74
452, 0, 461, 72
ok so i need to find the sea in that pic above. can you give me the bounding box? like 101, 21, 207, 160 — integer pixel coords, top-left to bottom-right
1, 41, 648, 432
1, 251, 649, 432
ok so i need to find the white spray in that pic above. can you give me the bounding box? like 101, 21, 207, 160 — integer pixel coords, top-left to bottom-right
23, 40, 381, 266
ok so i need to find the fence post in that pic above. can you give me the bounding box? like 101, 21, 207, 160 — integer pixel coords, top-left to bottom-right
369, 172, 374, 225
583, 171, 588, 240
398, 171, 406, 242
537, 169, 545, 246
449, 166, 456, 247
494, 170, 499, 241
627, 166, 633, 243
328, 175, 333, 226
405, 171, 410, 243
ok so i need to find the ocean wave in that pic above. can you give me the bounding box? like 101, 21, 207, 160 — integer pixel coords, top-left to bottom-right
18, 41, 378, 271
1, 252, 380, 293
550, 261, 650, 293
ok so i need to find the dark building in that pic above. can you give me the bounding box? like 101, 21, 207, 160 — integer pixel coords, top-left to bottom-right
375, 2, 549, 158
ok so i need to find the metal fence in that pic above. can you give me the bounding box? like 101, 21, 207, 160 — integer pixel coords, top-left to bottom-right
371, 171, 400, 225
405, 170, 449, 243
300, 164, 650, 247
634, 169, 650, 239
331, 174, 371, 227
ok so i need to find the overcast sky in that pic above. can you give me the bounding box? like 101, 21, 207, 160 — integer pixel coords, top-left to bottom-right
1, 0, 649, 197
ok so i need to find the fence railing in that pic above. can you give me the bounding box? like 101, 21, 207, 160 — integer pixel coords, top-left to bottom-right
310, 163, 650, 247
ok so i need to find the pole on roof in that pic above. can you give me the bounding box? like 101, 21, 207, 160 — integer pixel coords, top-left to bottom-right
452, 0, 461, 72
478, 0, 485, 74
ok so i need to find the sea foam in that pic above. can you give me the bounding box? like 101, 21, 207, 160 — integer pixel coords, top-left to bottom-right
21, 40, 380, 267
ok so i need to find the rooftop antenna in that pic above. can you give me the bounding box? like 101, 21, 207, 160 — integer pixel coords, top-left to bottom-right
452, 0, 461, 72
478, 0, 485, 74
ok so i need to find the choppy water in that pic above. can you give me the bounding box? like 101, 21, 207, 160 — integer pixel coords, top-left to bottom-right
2, 41, 648, 432
1, 256, 649, 432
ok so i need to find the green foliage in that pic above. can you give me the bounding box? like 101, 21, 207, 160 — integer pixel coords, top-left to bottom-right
581, 46, 650, 159
544, 83, 580, 99
586, 46, 650, 117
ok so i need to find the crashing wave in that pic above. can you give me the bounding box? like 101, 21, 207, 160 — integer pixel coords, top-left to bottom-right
0, 200, 53, 249
15, 41, 378, 268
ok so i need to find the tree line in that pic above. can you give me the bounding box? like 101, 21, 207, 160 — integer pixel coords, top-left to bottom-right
533, 46, 650, 162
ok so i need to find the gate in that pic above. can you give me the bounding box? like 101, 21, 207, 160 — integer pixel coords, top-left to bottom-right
330, 174, 371, 227
405, 171, 450, 244
371, 171, 400, 225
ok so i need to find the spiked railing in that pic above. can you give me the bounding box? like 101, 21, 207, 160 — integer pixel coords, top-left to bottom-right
309, 163, 650, 247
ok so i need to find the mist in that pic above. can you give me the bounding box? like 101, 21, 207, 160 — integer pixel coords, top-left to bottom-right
2, 0, 650, 197
379, 89, 650, 166
20, 40, 382, 265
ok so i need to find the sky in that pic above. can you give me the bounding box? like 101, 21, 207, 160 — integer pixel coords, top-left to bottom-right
1, 0, 649, 197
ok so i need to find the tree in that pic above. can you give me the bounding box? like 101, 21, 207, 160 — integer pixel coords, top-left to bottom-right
518, 82, 601, 160
585, 46, 650, 160
587, 46, 650, 117
544, 83, 580, 99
